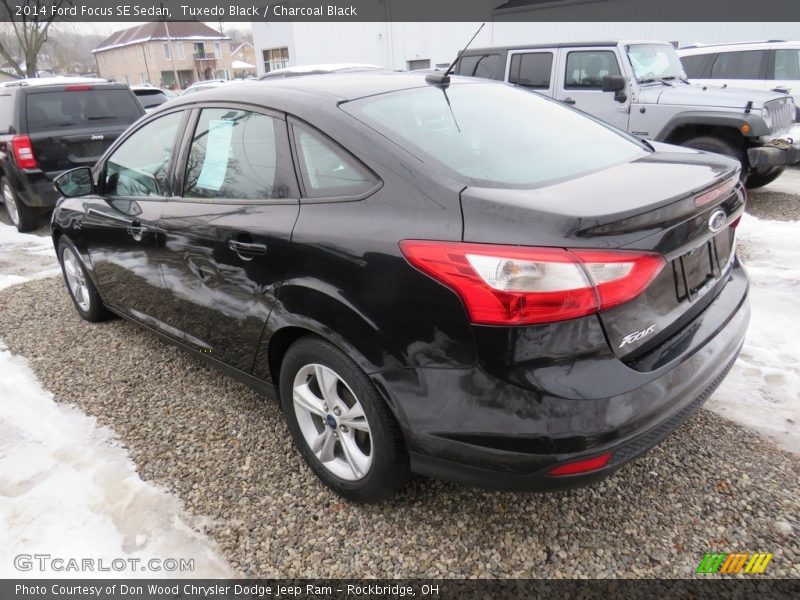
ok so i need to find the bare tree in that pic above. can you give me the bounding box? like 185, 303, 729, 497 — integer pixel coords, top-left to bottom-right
0, 0, 74, 77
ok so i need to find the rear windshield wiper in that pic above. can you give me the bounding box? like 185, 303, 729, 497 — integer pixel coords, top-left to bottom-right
87, 116, 116, 121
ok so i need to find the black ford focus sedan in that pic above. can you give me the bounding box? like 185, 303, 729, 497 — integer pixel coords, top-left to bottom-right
51, 73, 749, 502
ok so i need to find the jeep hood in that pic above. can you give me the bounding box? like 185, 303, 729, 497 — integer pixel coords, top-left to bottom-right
638, 82, 783, 109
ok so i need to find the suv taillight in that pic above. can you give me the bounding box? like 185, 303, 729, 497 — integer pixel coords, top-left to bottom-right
400, 241, 665, 326
11, 135, 37, 169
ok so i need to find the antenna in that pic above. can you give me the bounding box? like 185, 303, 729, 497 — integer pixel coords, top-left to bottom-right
425, 22, 485, 87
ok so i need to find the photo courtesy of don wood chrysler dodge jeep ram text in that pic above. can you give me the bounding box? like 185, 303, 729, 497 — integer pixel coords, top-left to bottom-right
51, 72, 749, 502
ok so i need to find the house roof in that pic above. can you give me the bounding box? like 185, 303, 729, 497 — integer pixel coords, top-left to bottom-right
230, 42, 255, 55
93, 22, 229, 53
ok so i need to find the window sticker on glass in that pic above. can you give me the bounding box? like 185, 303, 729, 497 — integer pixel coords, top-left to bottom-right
196, 119, 234, 190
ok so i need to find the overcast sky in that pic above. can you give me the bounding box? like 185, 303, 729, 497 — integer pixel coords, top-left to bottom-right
67, 21, 252, 36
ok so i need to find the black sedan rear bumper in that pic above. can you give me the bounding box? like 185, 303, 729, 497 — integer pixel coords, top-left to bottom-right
375, 262, 750, 492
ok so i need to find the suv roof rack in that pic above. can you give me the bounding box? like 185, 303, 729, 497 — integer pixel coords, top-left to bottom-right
679, 40, 787, 50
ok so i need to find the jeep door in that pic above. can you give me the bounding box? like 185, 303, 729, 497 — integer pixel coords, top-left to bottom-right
554, 47, 630, 131
152, 105, 300, 372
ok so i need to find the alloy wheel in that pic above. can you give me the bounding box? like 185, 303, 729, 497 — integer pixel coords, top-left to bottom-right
292, 363, 373, 481
62, 246, 91, 312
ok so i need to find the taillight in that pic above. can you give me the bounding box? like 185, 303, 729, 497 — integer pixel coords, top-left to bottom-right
547, 452, 613, 476
399, 241, 665, 326
11, 135, 37, 169
64, 85, 93, 91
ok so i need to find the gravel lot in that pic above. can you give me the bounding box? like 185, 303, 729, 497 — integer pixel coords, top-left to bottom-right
1, 169, 798, 578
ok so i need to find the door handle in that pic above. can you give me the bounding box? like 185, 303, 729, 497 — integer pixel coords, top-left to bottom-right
771, 86, 791, 94
228, 239, 267, 258
561, 97, 576, 105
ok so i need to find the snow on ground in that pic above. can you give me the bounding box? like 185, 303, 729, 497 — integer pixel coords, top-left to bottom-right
708, 213, 800, 454
0, 222, 60, 291
0, 221, 231, 577
0, 342, 232, 578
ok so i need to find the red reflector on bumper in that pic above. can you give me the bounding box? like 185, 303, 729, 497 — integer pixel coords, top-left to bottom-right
547, 452, 613, 476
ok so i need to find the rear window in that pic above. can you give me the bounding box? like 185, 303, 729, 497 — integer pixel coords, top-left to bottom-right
343, 82, 647, 188
26, 89, 142, 132
456, 54, 502, 79
134, 90, 169, 110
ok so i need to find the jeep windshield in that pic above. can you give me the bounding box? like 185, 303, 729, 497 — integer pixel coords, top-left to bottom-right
343, 81, 648, 188
627, 44, 688, 83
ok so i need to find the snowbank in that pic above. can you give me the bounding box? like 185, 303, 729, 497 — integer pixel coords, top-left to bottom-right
0, 343, 231, 578
708, 214, 800, 453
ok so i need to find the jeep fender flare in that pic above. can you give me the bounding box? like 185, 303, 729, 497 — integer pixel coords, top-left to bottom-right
654, 111, 769, 143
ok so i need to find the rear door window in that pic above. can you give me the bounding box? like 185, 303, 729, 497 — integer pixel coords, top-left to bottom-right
183, 108, 289, 200
565, 51, 621, 89
774, 49, 800, 80
508, 52, 553, 89
26, 88, 142, 132
710, 51, 766, 79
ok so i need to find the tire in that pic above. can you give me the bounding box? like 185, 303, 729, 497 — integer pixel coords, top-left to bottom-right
2, 179, 39, 232
279, 336, 410, 502
683, 134, 744, 160
57, 236, 111, 322
744, 167, 785, 189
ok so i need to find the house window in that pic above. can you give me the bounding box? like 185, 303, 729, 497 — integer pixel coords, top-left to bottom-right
214, 42, 222, 57
262, 47, 289, 73
163, 43, 171, 60
176, 43, 184, 60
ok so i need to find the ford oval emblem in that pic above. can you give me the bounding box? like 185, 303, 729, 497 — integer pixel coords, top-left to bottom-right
708, 209, 727, 233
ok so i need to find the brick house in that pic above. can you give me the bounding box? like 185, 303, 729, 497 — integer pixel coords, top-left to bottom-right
93, 22, 233, 90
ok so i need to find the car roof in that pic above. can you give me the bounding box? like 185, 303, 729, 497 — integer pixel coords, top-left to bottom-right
260, 63, 383, 79
1, 76, 109, 88
170, 71, 485, 107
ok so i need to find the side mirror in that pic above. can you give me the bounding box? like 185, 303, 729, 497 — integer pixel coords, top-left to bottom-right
54, 167, 93, 197
602, 74, 626, 93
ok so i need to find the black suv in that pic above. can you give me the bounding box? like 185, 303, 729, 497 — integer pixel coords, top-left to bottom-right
0, 80, 143, 231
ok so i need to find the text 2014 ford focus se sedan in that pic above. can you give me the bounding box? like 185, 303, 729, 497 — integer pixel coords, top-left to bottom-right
51, 73, 749, 502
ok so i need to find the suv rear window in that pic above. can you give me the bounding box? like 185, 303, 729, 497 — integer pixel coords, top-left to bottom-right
344, 82, 647, 188
134, 89, 169, 110
456, 54, 502, 79
26, 89, 142, 132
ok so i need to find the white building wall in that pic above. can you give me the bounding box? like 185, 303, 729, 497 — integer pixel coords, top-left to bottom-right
252, 22, 800, 75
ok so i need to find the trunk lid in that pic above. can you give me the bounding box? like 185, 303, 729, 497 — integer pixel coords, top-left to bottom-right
460, 145, 745, 362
